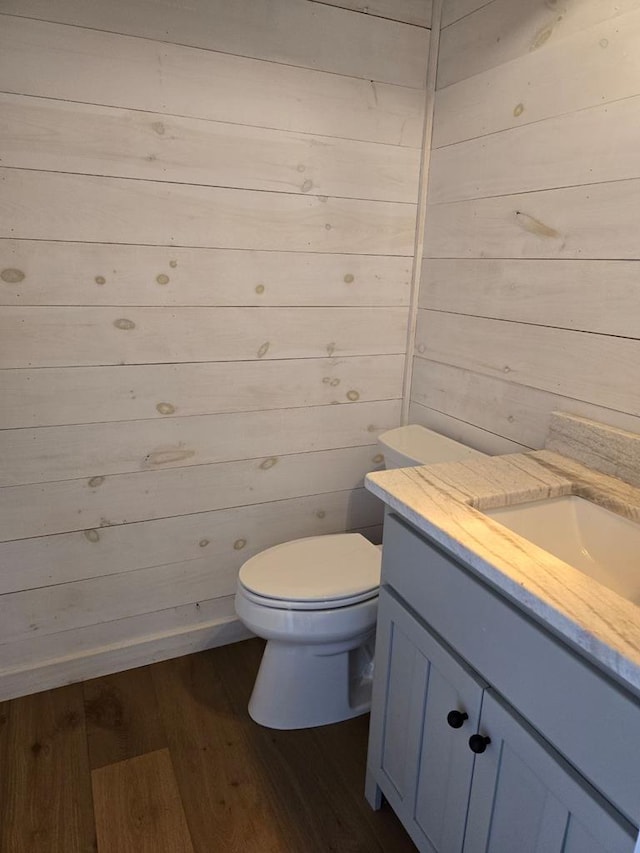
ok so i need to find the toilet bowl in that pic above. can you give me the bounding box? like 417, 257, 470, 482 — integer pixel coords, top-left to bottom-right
236, 533, 380, 729
235, 424, 486, 730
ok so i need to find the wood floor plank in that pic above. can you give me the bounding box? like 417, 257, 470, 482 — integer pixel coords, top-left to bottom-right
83, 665, 167, 770
92, 748, 194, 853
151, 649, 298, 853
211, 638, 417, 853
212, 640, 333, 852
2, 640, 416, 852
309, 712, 415, 849
0, 683, 96, 853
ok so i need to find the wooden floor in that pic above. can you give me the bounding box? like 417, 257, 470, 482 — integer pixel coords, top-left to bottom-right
0, 638, 416, 852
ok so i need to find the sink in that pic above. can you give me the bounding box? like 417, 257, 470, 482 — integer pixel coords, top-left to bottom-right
484, 496, 640, 604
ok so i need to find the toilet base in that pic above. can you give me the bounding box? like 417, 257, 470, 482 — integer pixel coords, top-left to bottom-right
248, 634, 375, 730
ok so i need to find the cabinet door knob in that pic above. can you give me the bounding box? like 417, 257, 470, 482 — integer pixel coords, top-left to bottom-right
468, 734, 491, 754
446, 710, 469, 729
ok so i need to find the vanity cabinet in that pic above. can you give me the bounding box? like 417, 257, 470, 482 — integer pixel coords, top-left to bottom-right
464, 689, 631, 853
369, 587, 484, 852
366, 513, 639, 853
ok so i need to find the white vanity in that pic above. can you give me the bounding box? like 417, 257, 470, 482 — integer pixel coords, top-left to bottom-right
364, 414, 640, 853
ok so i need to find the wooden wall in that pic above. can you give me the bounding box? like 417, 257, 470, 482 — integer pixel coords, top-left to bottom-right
0, 0, 430, 699
410, 0, 640, 455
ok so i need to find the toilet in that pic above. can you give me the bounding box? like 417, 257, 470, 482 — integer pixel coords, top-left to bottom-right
234, 424, 486, 730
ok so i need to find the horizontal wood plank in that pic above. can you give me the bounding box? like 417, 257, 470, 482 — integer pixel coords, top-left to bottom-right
419, 258, 640, 337
414, 310, 640, 415
408, 399, 528, 454
0, 355, 404, 429
0, 170, 417, 254
309, 0, 432, 27
0, 488, 382, 595
429, 95, 640, 204
0, 306, 408, 368
423, 179, 640, 260
438, 0, 640, 89
0, 445, 384, 541
441, 0, 492, 28
0, 94, 421, 204
92, 749, 194, 853
411, 358, 640, 451
0, 0, 428, 88
1, 557, 238, 644
0, 400, 400, 486
0, 16, 424, 147
0, 241, 412, 307
0, 607, 250, 703
0, 597, 236, 674
433, 7, 640, 146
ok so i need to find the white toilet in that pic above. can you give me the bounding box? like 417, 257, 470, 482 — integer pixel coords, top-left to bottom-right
234, 424, 486, 730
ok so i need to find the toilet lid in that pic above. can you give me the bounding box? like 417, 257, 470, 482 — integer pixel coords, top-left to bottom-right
238, 533, 381, 608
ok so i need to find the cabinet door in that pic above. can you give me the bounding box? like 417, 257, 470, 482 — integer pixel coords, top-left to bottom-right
463, 691, 636, 853
368, 588, 484, 853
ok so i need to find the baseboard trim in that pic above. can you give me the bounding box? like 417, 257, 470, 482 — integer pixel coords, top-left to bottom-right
0, 614, 252, 701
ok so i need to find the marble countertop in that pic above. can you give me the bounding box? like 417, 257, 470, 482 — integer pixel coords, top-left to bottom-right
365, 449, 640, 698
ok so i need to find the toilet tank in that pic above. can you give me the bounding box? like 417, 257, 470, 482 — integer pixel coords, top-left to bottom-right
377, 424, 486, 469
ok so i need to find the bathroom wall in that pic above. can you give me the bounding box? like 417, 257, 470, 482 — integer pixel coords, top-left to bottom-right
0, 0, 430, 698
410, 0, 640, 455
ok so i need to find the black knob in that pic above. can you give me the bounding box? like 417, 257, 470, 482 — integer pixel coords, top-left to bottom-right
446, 710, 469, 729
468, 734, 491, 754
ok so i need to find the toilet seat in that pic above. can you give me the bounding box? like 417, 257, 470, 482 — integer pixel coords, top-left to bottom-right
238, 533, 381, 611
238, 585, 378, 610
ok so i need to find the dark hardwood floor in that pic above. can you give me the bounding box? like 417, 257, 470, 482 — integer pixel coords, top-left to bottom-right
0, 638, 416, 852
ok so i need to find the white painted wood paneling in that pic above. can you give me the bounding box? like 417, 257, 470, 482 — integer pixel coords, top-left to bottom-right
0, 306, 407, 368
0, 1, 424, 695
413, 0, 640, 485
0, 355, 404, 429
411, 359, 640, 451
441, 0, 492, 29
433, 7, 640, 146
0, 599, 250, 703
0, 489, 382, 594
438, 0, 640, 89
0, 241, 411, 307
429, 96, 640, 204
0, 170, 416, 254
0, 0, 428, 87
309, 0, 432, 27
408, 400, 529, 454
420, 259, 640, 337
0, 400, 400, 486
1, 557, 240, 645
0, 16, 425, 147
0, 94, 421, 204
415, 311, 640, 416
424, 180, 640, 260
0, 597, 237, 673
0, 445, 384, 542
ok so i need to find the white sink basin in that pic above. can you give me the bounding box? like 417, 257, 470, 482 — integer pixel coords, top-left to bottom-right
485, 496, 640, 604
